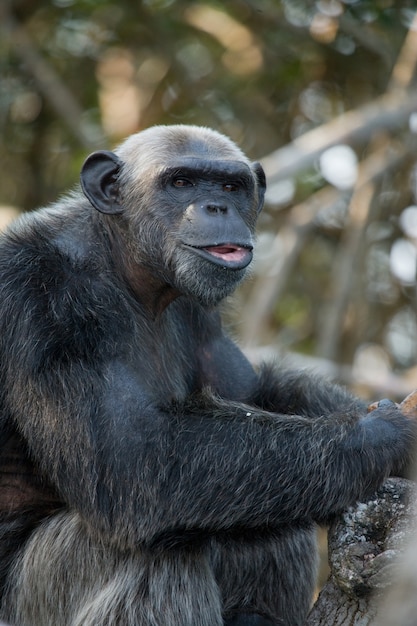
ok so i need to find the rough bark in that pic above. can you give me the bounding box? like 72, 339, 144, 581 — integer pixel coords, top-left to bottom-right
307, 478, 417, 626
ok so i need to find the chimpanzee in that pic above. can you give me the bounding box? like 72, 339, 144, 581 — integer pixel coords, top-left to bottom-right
0, 125, 414, 626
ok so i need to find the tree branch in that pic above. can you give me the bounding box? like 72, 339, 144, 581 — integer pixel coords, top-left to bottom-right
316, 143, 408, 360
261, 90, 417, 185
307, 478, 417, 626
0, 2, 104, 149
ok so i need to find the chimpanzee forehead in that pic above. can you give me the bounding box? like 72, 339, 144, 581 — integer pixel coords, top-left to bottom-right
159, 157, 254, 181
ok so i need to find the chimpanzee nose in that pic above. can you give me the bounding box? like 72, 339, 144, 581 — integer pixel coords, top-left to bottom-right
205, 203, 228, 215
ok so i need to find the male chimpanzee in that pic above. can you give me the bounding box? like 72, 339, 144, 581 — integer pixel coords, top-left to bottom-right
0, 125, 414, 626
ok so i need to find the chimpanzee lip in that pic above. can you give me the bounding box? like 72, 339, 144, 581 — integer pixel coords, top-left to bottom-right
183, 243, 253, 270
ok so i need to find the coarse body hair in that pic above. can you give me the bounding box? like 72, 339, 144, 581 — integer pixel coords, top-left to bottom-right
0, 125, 414, 626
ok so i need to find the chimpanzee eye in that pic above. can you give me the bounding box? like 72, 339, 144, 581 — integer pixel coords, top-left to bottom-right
223, 183, 239, 192
172, 178, 193, 188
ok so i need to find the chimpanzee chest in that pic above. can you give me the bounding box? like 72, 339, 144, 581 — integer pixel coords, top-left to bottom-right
128, 318, 199, 403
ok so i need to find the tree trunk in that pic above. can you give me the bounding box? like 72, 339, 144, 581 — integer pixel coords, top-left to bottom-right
307, 478, 417, 626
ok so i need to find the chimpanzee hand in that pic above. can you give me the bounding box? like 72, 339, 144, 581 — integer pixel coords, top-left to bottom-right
366, 391, 417, 478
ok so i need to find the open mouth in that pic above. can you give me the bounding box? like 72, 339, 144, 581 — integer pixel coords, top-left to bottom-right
184, 243, 253, 269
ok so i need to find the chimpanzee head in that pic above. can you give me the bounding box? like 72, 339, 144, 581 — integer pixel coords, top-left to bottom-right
81, 125, 266, 308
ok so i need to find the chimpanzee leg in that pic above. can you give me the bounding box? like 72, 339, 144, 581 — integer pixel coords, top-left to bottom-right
224, 614, 275, 625
1, 511, 223, 626
214, 527, 318, 626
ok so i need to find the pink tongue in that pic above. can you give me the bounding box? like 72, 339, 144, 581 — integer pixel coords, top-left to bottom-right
204, 245, 248, 262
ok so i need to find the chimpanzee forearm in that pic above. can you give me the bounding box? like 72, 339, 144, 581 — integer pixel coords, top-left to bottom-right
147, 398, 412, 536
249, 363, 367, 417
9, 363, 413, 547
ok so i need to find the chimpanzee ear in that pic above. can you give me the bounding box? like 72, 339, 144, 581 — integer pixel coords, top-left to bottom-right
80, 150, 124, 215
252, 162, 266, 214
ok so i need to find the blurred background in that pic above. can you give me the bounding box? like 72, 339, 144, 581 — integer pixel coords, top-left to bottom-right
1, 0, 417, 400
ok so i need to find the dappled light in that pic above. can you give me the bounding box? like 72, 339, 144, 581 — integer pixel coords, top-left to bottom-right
96, 48, 142, 138
319, 144, 358, 189
184, 5, 263, 76
390, 239, 417, 284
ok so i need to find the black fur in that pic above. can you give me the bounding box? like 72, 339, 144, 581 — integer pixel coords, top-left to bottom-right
0, 125, 414, 626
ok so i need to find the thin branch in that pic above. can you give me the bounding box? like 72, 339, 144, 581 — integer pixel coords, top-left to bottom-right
240, 186, 340, 347
388, 10, 417, 91
338, 12, 394, 68
315, 143, 410, 361
241, 146, 409, 349
261, 89, 417, 185
316, 177, 376, 361
316, 14, 417, 361
0, 2, 105, 149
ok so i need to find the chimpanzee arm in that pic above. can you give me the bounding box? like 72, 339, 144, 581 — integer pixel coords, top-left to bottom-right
249, 362, 368, 416
198, 327, 367, 416
2, 351, 414, 548
0, 424, 63, 596
0, 239, 414, 549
